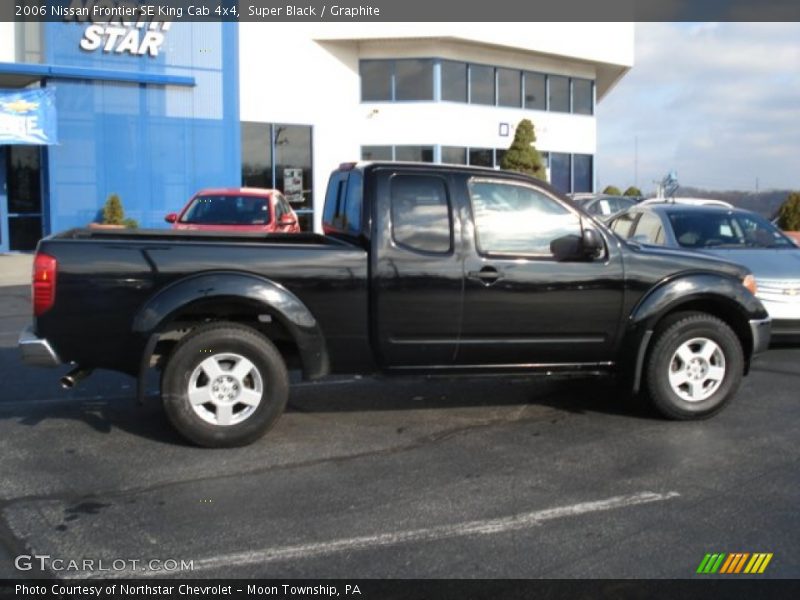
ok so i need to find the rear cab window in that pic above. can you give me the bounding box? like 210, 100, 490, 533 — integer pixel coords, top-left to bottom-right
323, 169, 363, 237
389, 174, 452, 254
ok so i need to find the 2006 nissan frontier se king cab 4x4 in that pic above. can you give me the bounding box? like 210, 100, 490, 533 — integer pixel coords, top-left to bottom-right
19, 162, 771, 447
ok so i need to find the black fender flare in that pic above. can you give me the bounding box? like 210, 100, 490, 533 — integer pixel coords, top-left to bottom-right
132, 272, 330, 397
623, 273, 767, 393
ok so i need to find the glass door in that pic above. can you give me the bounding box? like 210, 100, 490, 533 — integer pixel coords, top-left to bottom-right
0, 146, 7, 253
5, 146, 43, 251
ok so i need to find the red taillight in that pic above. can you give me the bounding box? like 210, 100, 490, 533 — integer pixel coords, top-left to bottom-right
33, 253, 57, 317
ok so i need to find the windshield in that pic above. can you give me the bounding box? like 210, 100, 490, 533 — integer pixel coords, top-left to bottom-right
180, 195, 271, 225
668, 211, 794, 249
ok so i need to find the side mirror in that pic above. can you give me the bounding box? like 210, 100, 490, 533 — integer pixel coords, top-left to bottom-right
582, 228, 604, 257
165, 213, 178, 224
550, 229, 604, 262
280, 215, 297, 226
550, 234, 584, 261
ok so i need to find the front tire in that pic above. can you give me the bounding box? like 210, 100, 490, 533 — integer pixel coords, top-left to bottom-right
161, 322, 289, 447
645, 312, 744, 420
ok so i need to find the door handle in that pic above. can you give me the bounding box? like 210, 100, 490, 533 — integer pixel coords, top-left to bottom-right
467, 266, 503, 286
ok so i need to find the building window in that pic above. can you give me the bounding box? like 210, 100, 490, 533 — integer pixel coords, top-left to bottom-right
469, 148, 494, 168
550, 152, 571, 193
359, 59, 594, 115
572, 79, 593, 115
360, 60, 392, 101
442, 146, 467, 165
362, 146, 392, 160
497, 68, 521, 108
241, 122, 313, 231
572, 154, 593, 193
15, 22, 43, 63
548, 75, 570, 113
469, 64, 495, 105
275, 124, 313, 206
390, 174, 452, 254
523, 72, 546, 110
395, 146, 434, 162
395, 59, 434, 101
441, 60, 468, 102
241, 122, 272, 188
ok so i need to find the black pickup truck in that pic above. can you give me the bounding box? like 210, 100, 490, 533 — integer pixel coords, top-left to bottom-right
19, 162, 771, 447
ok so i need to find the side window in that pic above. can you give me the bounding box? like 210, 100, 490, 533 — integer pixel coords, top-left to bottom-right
273, 194, 286, 220
631, 212, 665, 245
611, 212, 638, 238
344, 171, 363, 234
323, 171, 347, 231
280, 197, 294, 221
468, 180, 580, 256
322, 170, 362, 236
390, 174, 452, 254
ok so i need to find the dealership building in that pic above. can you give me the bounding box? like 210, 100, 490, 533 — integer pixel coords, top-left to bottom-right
0, 19, 633, 251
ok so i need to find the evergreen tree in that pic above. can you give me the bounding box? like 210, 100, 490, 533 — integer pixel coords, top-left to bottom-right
101, 194, 138, 228
102, 194, 125, 225
602, 185, 622, 195
623, 186, 643, 197
500, 119, 546, 180
777, 192, 800, 231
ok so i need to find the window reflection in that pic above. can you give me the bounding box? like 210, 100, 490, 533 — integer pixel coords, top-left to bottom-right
469, 180, 579, 255
390, 175, 452, 254
548, 75, 570, 112
524, 72, 546, 110
395, 59, 433, 101
497, 68, 521, 107
241, 122, 313, 228
469, 65, 495, 105
441, 61, 468, 102
358, 59, 594, 116
395, 146, 434, 162
572, 79, 593, 115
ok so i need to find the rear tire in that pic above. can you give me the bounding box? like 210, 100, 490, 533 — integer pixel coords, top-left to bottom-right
161, 322, 289, 447
645, 312, 743, 420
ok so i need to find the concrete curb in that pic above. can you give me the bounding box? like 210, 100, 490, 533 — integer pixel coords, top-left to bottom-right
0, 254, 32, 288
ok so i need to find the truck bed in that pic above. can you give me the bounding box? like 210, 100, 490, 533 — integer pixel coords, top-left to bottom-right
55, 228, 348, 247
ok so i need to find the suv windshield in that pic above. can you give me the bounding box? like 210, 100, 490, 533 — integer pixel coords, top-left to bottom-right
181, 195, 271, 225
668, 211, 794, 249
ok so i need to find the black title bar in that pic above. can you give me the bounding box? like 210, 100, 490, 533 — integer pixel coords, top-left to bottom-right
6, 0, 800, 22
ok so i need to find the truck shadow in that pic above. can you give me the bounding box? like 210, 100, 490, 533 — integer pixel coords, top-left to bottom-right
0, 344, 654, 447
289, 375, 655, 420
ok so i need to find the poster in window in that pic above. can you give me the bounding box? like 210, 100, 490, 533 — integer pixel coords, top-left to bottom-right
283, 168, 304, 204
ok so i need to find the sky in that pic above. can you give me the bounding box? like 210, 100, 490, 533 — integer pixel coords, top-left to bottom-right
596, 22, 800, 194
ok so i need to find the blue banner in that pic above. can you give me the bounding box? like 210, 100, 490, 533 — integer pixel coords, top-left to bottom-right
0, 88, 58, 145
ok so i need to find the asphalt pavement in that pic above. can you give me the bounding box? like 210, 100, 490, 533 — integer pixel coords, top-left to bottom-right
0, 276, 797, 580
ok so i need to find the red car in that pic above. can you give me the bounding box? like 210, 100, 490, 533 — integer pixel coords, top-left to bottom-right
165, 188, 301, 233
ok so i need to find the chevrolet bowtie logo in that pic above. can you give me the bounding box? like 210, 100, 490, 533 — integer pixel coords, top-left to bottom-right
1, 99, 39, 114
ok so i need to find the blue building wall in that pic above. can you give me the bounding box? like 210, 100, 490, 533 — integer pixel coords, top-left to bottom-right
43, 21, 240, 232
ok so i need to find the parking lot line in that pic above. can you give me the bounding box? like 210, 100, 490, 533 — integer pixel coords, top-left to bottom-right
75, 490, 679, 579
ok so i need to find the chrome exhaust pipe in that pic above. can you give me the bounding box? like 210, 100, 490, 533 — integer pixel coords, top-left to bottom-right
60, 367, 94, 389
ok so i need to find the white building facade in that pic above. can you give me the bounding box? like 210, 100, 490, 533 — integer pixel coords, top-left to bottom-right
0, 21, 632, 251
239, 23, 634, 231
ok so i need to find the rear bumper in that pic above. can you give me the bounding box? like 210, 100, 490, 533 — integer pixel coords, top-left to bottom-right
18, 325, 62, 367
749, 317, 772, 356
